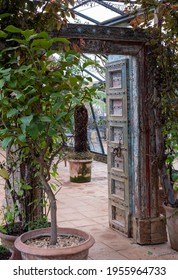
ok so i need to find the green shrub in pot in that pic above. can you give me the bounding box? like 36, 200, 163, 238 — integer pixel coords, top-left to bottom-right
0, 26, 96, 248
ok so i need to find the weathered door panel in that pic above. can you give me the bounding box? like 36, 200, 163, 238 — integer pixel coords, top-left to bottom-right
106, 59, 131, 236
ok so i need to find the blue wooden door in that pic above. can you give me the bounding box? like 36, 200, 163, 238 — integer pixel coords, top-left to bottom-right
106, 58, 131, 236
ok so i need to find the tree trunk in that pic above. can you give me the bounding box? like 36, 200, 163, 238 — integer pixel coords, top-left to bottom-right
40, 174, 57, 245
74, 104, 88, 153
20, 158, 43, 224
5, 147, 44, 227
155, 123, 175, 205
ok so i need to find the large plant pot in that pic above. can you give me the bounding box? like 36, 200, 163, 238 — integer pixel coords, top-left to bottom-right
14, 227, 95, 260
68, 159, 92, 183
163, 203, 178, 251
0, 231, 21, 260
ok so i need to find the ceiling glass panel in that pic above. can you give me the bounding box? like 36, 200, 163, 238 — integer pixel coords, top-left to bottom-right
68, 1, 138, 26
75, 4, 120, 23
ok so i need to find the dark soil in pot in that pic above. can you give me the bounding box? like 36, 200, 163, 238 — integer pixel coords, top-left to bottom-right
0, 245, 12, 260
2, 222, 26, 236
0, 222, 25, 260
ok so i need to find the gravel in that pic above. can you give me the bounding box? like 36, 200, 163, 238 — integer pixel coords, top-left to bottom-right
25, 234, 85, 248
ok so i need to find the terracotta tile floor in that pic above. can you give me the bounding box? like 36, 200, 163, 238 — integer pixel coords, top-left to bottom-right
0, 149, 178, 259
55, 160, 178, 260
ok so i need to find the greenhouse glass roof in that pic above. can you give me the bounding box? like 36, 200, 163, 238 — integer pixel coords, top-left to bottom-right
66, 1, 141, 82
70, 0, 139, 26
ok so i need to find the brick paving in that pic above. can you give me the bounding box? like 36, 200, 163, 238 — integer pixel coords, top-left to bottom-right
0, 149, 178, 259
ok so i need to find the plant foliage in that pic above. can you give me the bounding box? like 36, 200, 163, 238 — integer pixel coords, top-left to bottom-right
127, 0, 178, 206
0, 25, 97, 244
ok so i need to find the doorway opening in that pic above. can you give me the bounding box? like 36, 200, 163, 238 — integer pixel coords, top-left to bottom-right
54, 23, 167, 245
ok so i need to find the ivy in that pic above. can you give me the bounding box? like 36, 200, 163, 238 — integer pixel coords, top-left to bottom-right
128, 0, 178, 204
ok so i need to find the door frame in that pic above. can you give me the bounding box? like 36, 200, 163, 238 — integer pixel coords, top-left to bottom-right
53, 24, 167, 244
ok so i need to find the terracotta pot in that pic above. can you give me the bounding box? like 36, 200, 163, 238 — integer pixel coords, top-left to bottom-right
14, 227, 95, 260
0, 231, 21, 260
163, 203, 178, 251
68, 159, 92, 183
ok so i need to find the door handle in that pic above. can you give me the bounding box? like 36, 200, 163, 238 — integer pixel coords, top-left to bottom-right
112, 144, 122, 158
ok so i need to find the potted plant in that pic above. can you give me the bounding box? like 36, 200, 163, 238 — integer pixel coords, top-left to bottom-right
0, 158, 26, 260
162, 130, 178, 251
0, 26, 95, 259
68, 104, 93, 183
0, 154, 49, 259
0, 244, 12, 260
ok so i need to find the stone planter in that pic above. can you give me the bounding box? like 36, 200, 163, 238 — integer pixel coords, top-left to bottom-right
163, 203, 178, 251
0, 231, 21, 260
68, 159, 92, 183
14, 227, 95, 260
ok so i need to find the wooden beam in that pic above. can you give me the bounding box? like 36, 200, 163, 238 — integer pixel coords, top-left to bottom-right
50, 23, 146, 43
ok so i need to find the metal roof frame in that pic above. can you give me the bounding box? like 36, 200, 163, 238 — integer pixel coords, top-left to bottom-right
69, 1, 142, 82
72, 0, 139, 26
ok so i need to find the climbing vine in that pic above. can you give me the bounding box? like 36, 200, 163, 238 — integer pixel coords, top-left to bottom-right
128, 0, 178, 205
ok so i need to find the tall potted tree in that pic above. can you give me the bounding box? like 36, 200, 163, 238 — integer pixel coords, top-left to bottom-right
0, 0, 78, 258
0, 26, 95, 259
68, 104, 93, 183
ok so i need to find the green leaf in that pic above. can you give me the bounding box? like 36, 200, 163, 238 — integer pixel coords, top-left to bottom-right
50, 183, 57, 192
1, 137, 13, 149
5, 74, 10, 82
52, 102, 61, 113
51, 92, 61, 98
27, 96, 39, 106
4, 211, 13, 223
48, 128, 57, 137
21, 184, 32, 190
0, 67, 11, 74
39, 115, 51, 122
83, 60, 95, 69
7, 38, 27, 45
30, 31, 49, 40
14, 64, 32, 74
86, 76, 93, 82
7, 108, 18, 118
27, 124, 39, 139
12, 90, 23, 100
20, 115, 33, 126
21, 29, 35, 40
20, 123, 26, 134
0, 13, 11, 19
8, 79, 17, 89
4, 25, 22, 33
0, 225, 6, 234
69, 76, 78, 86
0, 128, 8, 136
51, 37, 71, 45
172, 172, 178, 182
55, 112, 67, 121
18, 134, 26, 143
0, 30, 7, 38
22, 31, 49, 43
0, 168, 8, 180
30, 39, 52, 50
0, 79, 5, 89
1, 46, 20, 53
